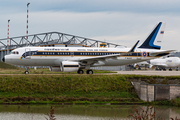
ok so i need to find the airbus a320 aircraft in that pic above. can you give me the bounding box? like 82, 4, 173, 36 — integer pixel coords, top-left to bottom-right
2, 22, 174, 74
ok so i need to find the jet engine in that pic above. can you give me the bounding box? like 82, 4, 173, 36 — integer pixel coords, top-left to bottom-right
133, 63, 139, 69
60, 61, 80, 72
50, 61, 80, 72
149, 64, 155, 69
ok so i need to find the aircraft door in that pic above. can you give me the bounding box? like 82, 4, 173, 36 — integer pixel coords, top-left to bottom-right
25, 48, 31, 59
136, 50, 142, 59
70, 52, 74, 57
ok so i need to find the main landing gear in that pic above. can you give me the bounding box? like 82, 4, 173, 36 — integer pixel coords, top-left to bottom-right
86, 70, 93, 74
77, 69, 93, 74
77, 69, 84, 74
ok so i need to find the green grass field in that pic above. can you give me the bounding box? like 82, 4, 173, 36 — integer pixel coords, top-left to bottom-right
0, 74, 140, 103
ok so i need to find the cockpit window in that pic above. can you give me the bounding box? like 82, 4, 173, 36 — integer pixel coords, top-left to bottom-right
10, 51, 19, 54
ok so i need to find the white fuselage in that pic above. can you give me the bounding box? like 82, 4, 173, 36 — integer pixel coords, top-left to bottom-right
150, 57, 180, 68
4, 46, 169, 67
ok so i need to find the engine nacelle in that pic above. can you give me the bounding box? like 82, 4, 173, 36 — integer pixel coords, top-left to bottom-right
60, 61, 80, 72
133, 64, 139, 69
149, 64, 155, 69
49, 66, 61, 72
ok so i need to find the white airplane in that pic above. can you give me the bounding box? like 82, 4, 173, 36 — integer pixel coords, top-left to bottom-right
2, 22, 174, 74
148, 57, 180, 71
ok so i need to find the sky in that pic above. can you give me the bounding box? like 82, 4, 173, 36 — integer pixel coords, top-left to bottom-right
0, 0, 180, 51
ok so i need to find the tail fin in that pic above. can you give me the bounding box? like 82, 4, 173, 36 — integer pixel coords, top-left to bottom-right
138, 22, 166, 49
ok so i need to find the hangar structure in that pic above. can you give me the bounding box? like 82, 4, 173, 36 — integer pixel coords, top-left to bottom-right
0, 32, 127, 71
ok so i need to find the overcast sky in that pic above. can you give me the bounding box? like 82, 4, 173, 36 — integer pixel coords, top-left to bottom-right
0, 0, 180, 50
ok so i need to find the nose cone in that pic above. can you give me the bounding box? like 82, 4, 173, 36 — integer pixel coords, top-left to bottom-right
2, 57, 5, 62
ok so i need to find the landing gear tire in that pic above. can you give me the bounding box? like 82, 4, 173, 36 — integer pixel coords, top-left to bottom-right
24, 67, 29, 74
169, 68, 172, 71
77, 69, 84, 74
24, 71, 29, 74
86, 70, 93, 74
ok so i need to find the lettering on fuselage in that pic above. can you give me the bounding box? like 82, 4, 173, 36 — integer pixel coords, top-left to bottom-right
44, 48, 69, 51
125, 57, 132, 59
167, 60, 172, 62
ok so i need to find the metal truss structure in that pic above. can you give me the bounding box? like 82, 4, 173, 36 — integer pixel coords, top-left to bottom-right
0, 32, 125, 51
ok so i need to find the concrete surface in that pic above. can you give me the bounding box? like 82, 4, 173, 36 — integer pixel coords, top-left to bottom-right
115, 71, 180, 76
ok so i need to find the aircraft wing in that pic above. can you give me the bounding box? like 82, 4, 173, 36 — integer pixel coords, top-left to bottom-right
72, 53, 121, 63
71, 40, 140, 65
149, 50, 175, 57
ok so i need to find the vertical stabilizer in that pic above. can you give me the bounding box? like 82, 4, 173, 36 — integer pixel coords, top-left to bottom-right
138, 22, 166, 49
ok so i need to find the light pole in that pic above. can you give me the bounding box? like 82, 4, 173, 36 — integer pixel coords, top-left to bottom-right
7, 19, 10, 54
26, 3, 30, 46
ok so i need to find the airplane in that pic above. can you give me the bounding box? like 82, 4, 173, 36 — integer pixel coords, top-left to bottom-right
147, 57, 180, 71
2, 22, 174, 74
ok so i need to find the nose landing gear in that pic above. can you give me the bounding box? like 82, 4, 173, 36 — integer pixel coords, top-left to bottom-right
24, 67, 29, 74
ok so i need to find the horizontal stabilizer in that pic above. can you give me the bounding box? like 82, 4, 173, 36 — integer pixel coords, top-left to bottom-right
149, 50, 175, 57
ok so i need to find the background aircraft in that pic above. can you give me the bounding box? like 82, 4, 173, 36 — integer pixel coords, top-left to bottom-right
148, 57, 180, 71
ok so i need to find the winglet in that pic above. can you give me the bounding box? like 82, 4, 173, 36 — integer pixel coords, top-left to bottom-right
128, 40, 140, 53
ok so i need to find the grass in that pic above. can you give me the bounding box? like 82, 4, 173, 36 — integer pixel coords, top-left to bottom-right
0, 61, 17, 69
1, 67, 180, 105
0, 74, 139, 103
